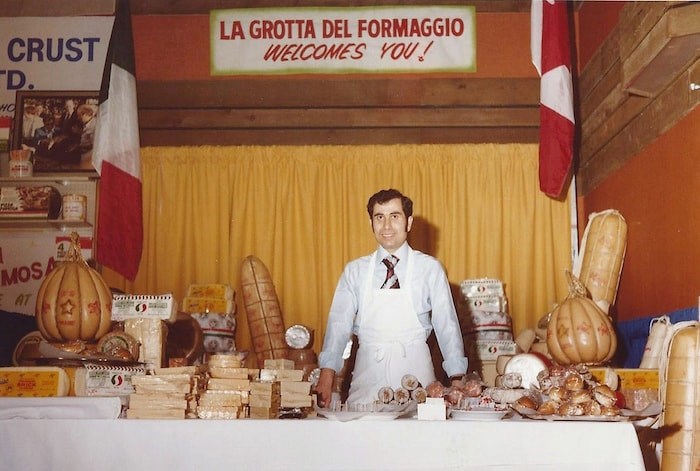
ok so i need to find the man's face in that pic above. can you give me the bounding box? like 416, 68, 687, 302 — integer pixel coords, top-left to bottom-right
370, 197, 413, 253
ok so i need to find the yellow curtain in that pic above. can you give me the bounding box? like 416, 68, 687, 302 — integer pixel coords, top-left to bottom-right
103, 143, 571, 355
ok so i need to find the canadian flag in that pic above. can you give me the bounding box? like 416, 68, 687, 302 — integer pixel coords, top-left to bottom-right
531, 0, 575, 199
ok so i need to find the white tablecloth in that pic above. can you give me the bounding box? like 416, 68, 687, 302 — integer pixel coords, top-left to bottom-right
0, 414, 645, 471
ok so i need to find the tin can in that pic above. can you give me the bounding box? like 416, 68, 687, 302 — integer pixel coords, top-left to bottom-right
62, 194, 87, 221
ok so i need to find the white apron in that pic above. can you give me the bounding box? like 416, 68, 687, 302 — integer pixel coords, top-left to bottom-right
347, 249, 436, 406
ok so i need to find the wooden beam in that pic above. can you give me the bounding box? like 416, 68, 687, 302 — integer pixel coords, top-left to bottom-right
139, 127, 539, 146
139, 107, 539, 129
137, 78, 540, 109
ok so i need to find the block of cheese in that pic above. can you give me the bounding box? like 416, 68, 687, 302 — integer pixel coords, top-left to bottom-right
187, 284, 234, 301
209, 366, 249, 379
0, 366, 69, 397
209, 353, 244, 368
182, 297, 234, 315
129, 392, 188, 410
124, 318, 166, 368
249, 393, 281, 408
259, 368, 304, 382
250, 381, 280, 395
281, 381, 311, 395
131, 374, 193, 394
264, 359, 295, 370
207, 378, 250, 391
126, 408, 185, 419
280, 392, 312, 408
199, 391, 244, 407
249, 405, 277, 419
196, 405, 242, 419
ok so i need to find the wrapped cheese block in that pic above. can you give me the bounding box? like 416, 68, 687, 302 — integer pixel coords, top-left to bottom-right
574, 209, 627, 314
0, 366, 70, 397
661, 324, 700, 471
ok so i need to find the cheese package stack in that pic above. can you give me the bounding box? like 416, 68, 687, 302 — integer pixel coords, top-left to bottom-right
182, 283, 235, 314
280, 380, 312, 408
249, 381, 281, 419
126, 368, 200, 419
184, 284, 238, 355
0, 366, 70, 397
124, 318, 166, 369
251, 358, 313, 418
459, 278, 516, 386
197, 353, 250, 419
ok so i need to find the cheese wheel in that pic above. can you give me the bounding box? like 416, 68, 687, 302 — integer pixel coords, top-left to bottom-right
574, 210, 627, 314
240, 256, 288, 367
503, 353, 547, 389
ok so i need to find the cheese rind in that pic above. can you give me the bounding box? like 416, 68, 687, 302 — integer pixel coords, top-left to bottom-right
0, 366, 70, 397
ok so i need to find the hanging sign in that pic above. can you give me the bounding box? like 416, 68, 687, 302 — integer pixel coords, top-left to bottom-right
211, 6, 476, 75
0, 17, 114, 119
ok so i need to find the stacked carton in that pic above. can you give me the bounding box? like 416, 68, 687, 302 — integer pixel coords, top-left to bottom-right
126, 366, 202, 419
459, 278, 516, 386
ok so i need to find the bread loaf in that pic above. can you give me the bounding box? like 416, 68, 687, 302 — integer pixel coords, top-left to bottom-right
240, 256, 288, 366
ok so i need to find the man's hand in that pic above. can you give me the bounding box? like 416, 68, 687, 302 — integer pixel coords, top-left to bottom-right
316, 368, 336, 408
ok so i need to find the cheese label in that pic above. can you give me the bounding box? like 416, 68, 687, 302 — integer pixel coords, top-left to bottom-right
0, 368, 68, 397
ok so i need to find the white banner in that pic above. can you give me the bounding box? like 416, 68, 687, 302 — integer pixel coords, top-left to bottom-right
0, 17, 114, 119
211, 6, 476, 75
0, 229, 93, 315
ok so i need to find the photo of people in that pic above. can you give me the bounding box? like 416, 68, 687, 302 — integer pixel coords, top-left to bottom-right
12, 91, 100, 172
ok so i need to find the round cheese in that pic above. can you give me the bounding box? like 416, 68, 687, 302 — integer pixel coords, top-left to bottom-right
503, 353, 547, 389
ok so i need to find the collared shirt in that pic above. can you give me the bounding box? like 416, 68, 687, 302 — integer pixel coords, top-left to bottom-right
318, 242, 468, 378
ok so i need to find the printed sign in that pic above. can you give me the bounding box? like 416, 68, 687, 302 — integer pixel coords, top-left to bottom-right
0, 230, 93, 315
211, 6, 476, 75
0, 17, 114, 119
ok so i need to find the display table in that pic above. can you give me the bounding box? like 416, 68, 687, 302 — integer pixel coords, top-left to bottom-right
0, 414, 645, 470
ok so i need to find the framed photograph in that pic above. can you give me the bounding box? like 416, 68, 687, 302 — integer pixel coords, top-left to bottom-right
11, 90, 99, 173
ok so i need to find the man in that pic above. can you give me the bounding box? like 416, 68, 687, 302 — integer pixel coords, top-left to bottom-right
32, 114, 57, 154
317, 188, 467, 408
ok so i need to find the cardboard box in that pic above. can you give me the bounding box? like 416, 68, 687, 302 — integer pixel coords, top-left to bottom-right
467, 340, 518, 361
588, 368, 659, 390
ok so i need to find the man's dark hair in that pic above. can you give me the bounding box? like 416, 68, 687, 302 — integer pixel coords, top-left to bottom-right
366, 188, 413, 219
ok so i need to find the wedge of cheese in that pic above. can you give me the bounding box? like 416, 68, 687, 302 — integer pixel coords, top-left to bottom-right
0, 366, 70, 397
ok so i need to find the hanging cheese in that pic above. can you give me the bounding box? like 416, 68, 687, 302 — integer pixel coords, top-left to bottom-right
574, 209, 627, 314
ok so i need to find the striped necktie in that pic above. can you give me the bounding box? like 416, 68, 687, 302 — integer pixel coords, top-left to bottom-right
381, 255, 400, 289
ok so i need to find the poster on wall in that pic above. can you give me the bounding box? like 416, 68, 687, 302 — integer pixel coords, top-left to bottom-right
0, 17, 114, 121
211, 6, 476, 76
0, 229, 93, 316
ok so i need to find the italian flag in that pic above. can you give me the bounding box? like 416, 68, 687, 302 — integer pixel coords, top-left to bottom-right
92, 0, 143, 280
531, 0, 575, 199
